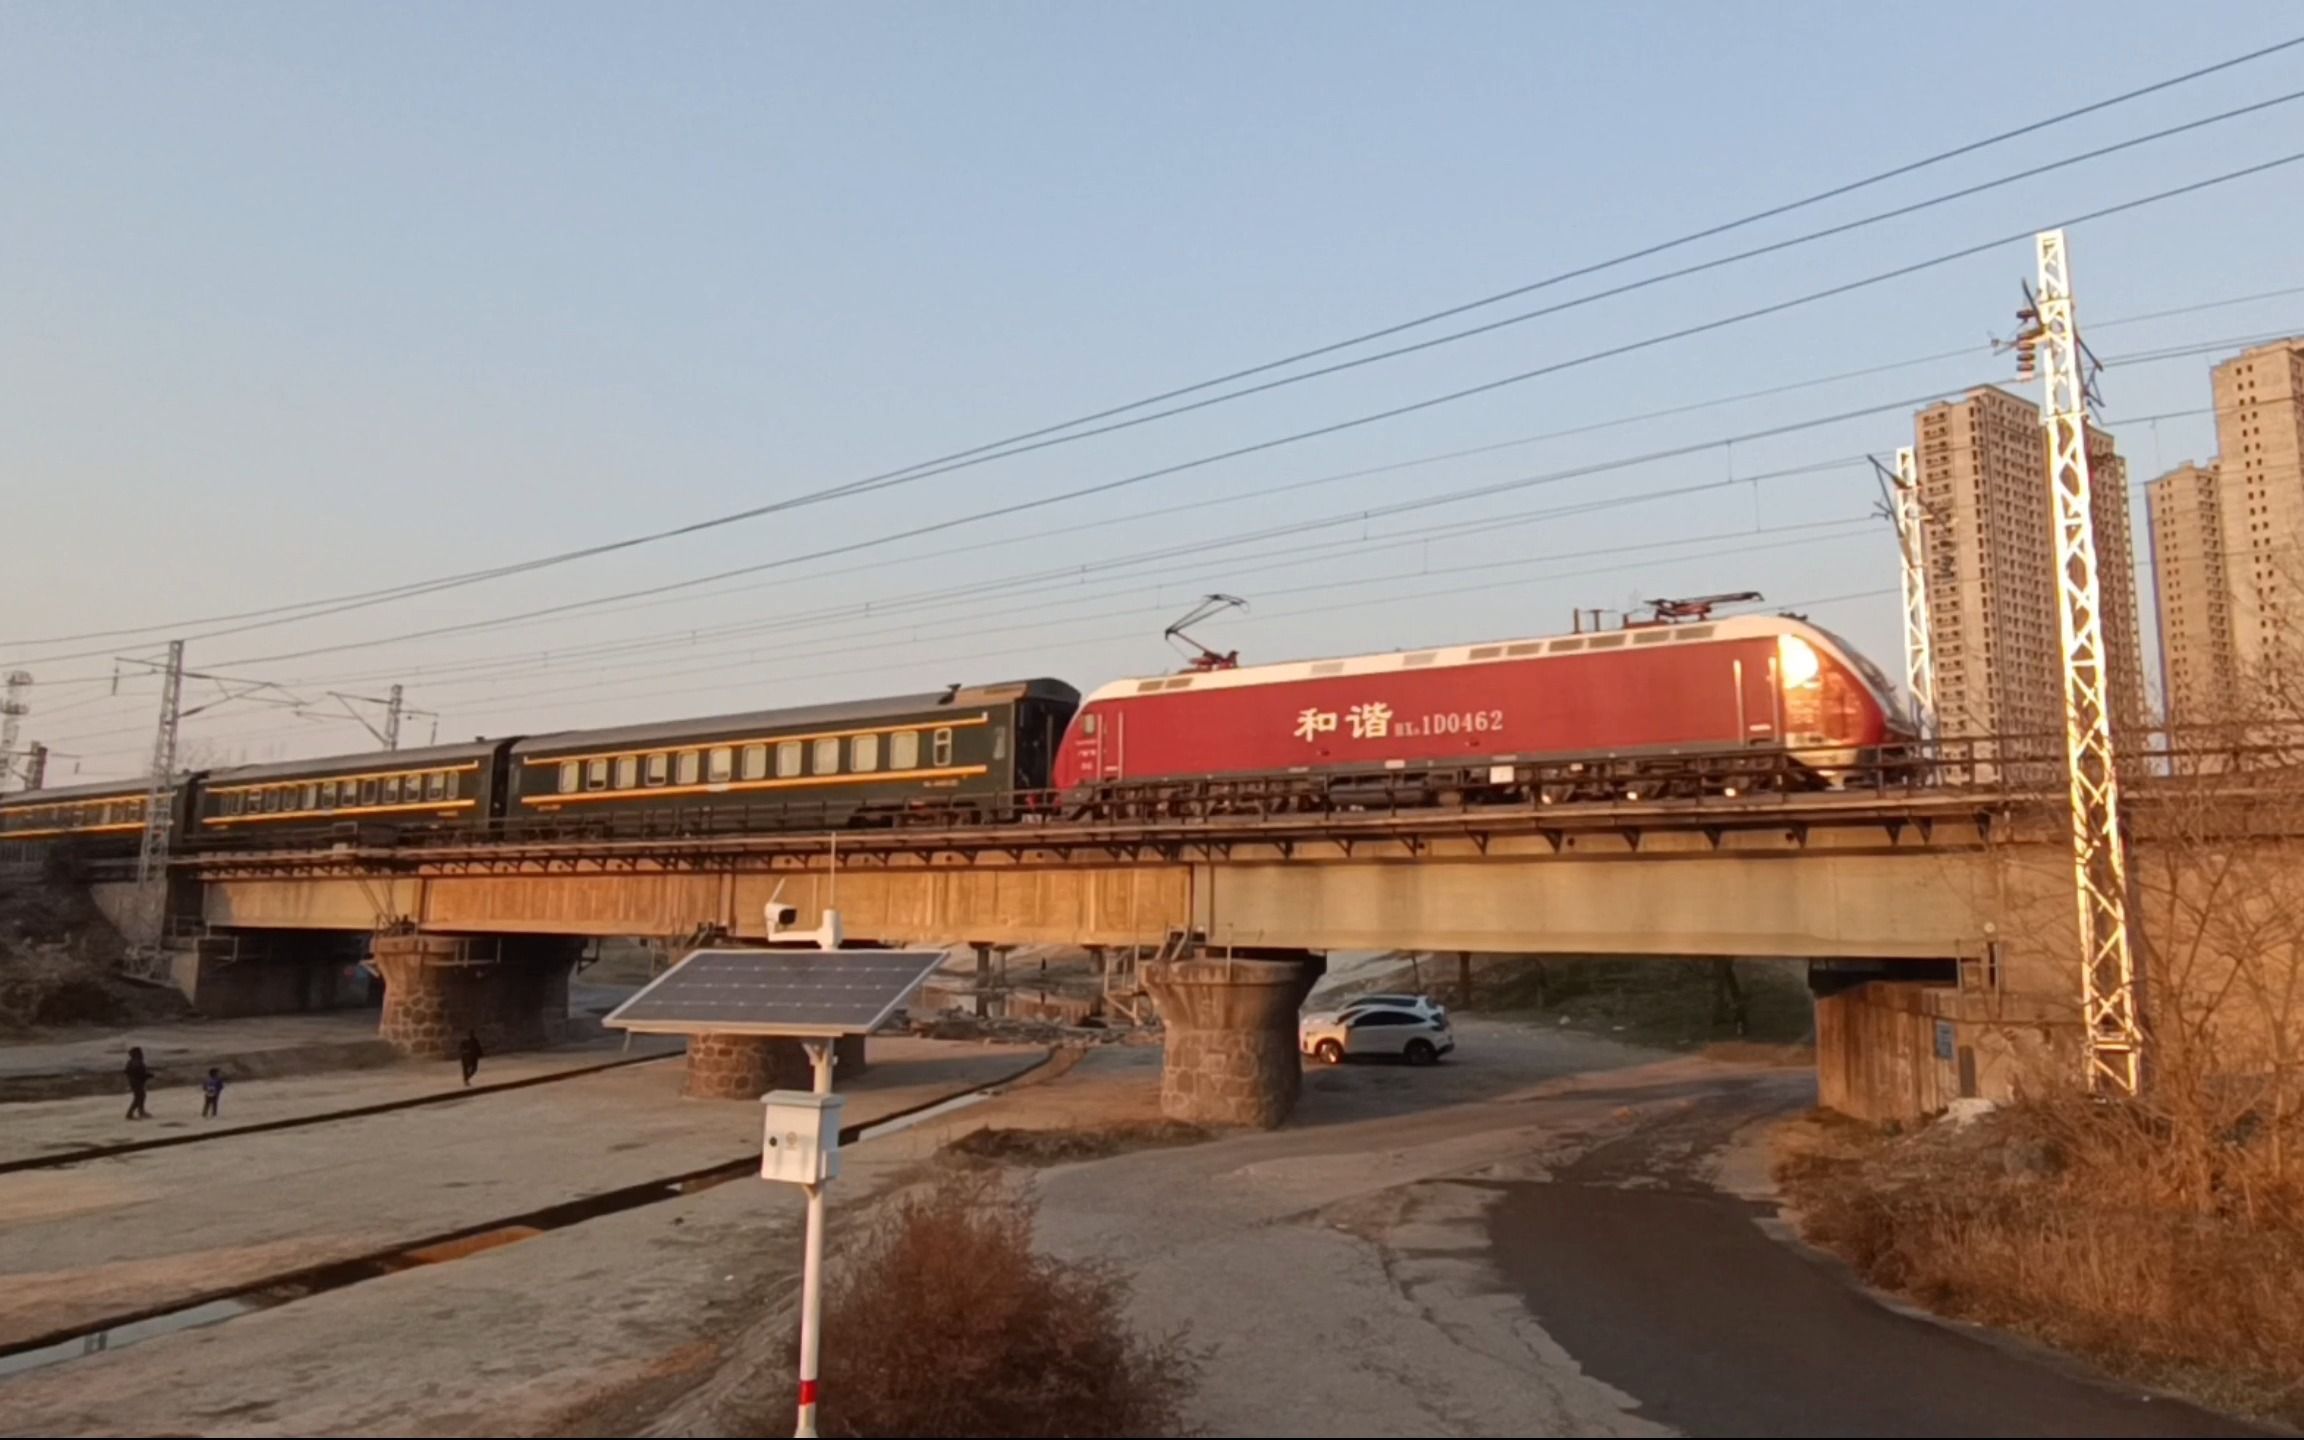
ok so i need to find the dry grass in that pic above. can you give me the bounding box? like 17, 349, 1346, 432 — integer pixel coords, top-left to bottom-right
1780, 1102, 2304, 1426
775, 1170, 1198, 1437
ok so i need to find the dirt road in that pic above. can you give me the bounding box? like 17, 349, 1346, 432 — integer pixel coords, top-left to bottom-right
1009, 1022, 2257, 1438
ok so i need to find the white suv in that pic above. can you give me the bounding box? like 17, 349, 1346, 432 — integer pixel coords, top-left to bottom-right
1300, 1005, 1455, 1066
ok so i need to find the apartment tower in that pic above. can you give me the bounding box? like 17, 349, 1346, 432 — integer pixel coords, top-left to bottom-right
1913, 385, 2146, 747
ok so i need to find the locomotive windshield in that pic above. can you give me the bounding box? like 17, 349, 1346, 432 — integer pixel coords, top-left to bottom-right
1802, 622, 1898, 702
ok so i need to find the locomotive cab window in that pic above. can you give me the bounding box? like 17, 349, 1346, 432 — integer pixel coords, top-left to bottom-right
741, 744, 767, 781
645, 753, 669, 787
614, 755, 638, 790
586, 758, 609, 791
851, 733, 880, 773
558, 761, 580, 794
676, 751, 701, 785
932, 727, 954, 766
776, 741, 802, 778
813, 737, 841, 774
707, 746, 734, 784
889, 730, 920, 770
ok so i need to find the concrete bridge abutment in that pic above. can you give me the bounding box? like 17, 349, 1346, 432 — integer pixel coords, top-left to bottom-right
680, 1033, 869, 1100
370, 934, 582, 1058
1145, 952, 1324, 1128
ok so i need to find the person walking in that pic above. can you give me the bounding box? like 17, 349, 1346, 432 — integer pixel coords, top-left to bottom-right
124, 1046, 153, 1121
200, 1067, 226, 1119
458, 1030, 483, 1087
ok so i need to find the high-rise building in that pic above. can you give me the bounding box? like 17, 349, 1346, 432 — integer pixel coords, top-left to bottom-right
2211, 340, 2304, 683
2145, 462, 2233, 723
1913, 385, 2146, 750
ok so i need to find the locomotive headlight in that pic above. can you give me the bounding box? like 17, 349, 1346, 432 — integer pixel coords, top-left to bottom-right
1778, 634, 1822, 690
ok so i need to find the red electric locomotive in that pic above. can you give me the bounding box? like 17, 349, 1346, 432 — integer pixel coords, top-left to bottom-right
1055, 614, 1911, 805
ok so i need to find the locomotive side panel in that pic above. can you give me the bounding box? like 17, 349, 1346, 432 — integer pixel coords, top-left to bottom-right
1065, 636, 1782, 784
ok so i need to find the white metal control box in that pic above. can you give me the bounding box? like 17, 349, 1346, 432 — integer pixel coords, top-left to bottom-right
760, 1090, 844, 1185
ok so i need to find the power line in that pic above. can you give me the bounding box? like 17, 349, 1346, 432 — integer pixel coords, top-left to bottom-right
172, 152, 2304, 673
12, 34, 2301, 654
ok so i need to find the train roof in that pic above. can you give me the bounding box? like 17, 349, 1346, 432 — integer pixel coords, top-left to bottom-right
0, 775, 175, 807
201, 739, 508, 785
1079, 615, 1883, 704
508, 679, 1079, 757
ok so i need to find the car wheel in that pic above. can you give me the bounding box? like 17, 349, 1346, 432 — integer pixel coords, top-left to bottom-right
1404, 1039, 1438, 1066
1315, 1039, 1345, 1066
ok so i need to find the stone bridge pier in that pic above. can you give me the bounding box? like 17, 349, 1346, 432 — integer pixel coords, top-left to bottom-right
370, 934, 584, 1058
1145, 951, 1324, 1128
682, 1033, 870, 1100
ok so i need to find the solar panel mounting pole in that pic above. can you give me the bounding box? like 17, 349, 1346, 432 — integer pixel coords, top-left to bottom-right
2031, 228, 2141, 1097
795, 1037, 833, 1439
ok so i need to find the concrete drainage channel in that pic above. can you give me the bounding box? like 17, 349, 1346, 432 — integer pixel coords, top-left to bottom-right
0, 1065, 1029, 1378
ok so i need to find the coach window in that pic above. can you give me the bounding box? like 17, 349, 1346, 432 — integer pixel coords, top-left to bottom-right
558, 761, 581, 794
676, 750, 701, 785
889, 730, 919, 770
585, 758, 608, 791
932, 727, 954, 766
440, 771, 460, 800
1080, 715, 1098, 737
645, 753, 669, 787
708, 746, 734, 784
302, 783, 320, 809
425, 772, 446, 802
776, 740, 802, 777
852, 733, 880, 772
741, 744, 767, 781
382, 776, 401, 804
319, 781, 338, 808
262, 789, 280, 813
813, 736, 841, 774
360, 778, 380, 805
615, 755, 638, 790
224, 792, 243, 816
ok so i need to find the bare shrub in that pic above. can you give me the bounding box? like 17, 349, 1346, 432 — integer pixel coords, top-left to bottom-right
791, 1170, 1197, 1438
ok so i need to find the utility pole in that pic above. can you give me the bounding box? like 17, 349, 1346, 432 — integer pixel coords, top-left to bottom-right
1890, 448, 1936, 741
2025, 228, 2141, 1097
0, 671, 28, 792
24, 742, 46, 791
138, 641, 186, 884
384, 683, 404, 750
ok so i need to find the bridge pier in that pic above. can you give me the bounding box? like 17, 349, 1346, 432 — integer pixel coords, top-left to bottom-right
370, 934, 580, 1058
681, 1033, 868, 1100
1144, 952, 1324, 1129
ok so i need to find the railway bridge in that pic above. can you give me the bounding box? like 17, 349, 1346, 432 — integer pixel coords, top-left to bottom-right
105, 773, 2182, 1127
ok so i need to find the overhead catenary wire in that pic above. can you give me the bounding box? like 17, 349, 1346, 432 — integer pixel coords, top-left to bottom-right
85, 148, 2291, 681
10, 34, 2302, 653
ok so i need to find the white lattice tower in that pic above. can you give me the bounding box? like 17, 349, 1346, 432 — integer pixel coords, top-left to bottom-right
2034, 229, 2141, 1096
1891, 447, 1936, 740
0, 671, 28, 790
137, 640, 185, 884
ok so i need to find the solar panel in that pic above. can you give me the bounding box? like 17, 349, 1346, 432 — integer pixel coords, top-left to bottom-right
605, 948, 949, 1037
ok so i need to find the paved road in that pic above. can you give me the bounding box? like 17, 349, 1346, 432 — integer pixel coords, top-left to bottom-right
1485, 1075, 2255, 1438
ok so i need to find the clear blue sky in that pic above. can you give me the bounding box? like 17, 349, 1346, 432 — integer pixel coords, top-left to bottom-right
6, 2, 2303, 778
